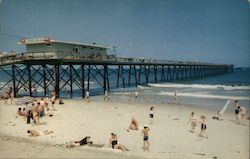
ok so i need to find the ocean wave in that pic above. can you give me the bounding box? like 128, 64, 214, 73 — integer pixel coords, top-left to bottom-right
159, 91, 250, 100
148, 83, 250, 91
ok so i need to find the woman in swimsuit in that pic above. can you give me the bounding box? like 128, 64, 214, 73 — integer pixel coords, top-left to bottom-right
199, 115, 208, 139
109, 133, 129, 152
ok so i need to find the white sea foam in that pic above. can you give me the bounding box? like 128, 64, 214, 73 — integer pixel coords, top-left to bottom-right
159, 91, 250, 100
148, 83, 250, 90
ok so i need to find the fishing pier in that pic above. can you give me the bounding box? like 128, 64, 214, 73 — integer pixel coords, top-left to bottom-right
0, 38, 233, 98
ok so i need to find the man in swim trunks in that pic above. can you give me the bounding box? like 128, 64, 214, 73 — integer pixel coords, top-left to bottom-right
141, 125, 150, 151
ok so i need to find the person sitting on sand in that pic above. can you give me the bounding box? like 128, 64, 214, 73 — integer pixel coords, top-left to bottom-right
16, 107, 23, 117
187, 112, 198, 133
109, 133, 129, 152
141, 125, 150, 151
27, 130, 53, 137
199, 115, 208, 139
127, 117, 139, 132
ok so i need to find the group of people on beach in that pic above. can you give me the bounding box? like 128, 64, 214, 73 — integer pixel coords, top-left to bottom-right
15, 91, 57, 125
1, 86, 14, 105
187, 112, 208, 139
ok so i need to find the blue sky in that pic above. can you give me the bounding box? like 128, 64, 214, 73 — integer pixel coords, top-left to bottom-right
0, 0, 249, 67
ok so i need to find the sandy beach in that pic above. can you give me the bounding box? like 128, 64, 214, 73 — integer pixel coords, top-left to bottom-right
0, 94, 249, 159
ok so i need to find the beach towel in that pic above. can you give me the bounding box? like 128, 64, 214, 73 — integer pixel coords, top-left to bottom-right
219, 100, 230, 116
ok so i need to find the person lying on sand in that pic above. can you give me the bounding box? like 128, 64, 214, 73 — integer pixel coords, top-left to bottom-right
109, 133, 129, 152
65, 136, 104, 148
127, 117, 139, 132
27, 130, 53, 137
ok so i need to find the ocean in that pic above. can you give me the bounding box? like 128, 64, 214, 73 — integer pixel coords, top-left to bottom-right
0, 67, 249, 112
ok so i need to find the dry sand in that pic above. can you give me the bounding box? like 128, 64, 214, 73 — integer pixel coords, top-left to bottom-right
0, 95, 249, 159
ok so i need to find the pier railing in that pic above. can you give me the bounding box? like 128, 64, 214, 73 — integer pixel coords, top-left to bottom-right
0, 51, 232, 67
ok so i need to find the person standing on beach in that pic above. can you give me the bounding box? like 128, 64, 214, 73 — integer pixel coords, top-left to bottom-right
86, 91, 90, 102
233, 100, 240, 124
149, 107, 154, 125
199, 115, 208, 139
141, 125, 150, 151
104, 90, 109, 100
135, 90, 138, 101
50, 94, 56, 111
173, 91, 177, 104
10, 91, 14, 104
239, 106, 246, 124
187, 112, 198, 133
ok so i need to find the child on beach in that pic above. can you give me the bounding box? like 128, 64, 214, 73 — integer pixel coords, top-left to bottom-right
141, 125, 150, 151
127, 117, 139, 131
199, 115, 208, 139
149, 107, 154, 125
187, 112, 198, 133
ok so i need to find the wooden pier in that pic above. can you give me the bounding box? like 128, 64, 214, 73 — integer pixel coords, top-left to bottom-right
0, 51, 233, 98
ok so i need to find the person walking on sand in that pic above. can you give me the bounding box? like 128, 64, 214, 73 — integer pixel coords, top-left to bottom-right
149, 107, 154, 125
199, 115, 208, 139
187, 112, 198, 133
141, 125, 150, 151
127, 117, 139, 132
